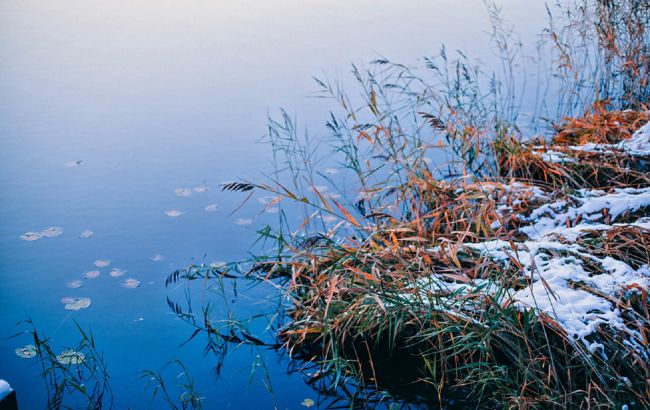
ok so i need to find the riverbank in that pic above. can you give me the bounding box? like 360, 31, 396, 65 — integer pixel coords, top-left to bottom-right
273, 108, 650, 408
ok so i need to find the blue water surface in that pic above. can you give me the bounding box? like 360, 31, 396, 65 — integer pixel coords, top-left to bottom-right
0, 1, 546, 408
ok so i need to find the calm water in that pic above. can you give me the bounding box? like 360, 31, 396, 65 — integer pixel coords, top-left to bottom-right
0, 1, 547, 408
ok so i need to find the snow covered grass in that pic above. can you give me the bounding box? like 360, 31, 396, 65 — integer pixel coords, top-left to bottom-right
252, 110, 650, 408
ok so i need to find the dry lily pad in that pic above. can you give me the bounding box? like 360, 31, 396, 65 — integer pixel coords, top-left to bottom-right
66, 279, 83, 289
120, 278, 140, 289
64, 160, 84, 168
63, 297, 91, 311
234, 218, 253, 226
165, 210, 183, 217
193, 186, 209, 193
174, 188, 192, 197
57, 349, 85, 365
204, 204, 219, 212
40, 227, 63, 238
301, 398, 315, 408
20, 232, 42, 241
79, 230, 94, 238
150, 254, 164, 262
94, 259, 110, 268
15, 345, 37, 359
84, 270, 100, 279
110, 268, 126, 277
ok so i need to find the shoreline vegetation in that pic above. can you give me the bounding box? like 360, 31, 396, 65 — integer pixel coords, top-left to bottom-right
221, 1, 650, 408
13, 0, 650, 408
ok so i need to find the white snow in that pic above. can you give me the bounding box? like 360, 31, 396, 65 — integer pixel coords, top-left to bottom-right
618, 122, 650, 155
0, 380, 13, 400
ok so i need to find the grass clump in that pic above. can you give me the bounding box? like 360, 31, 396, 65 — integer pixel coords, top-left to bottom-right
224, 1, 650, 408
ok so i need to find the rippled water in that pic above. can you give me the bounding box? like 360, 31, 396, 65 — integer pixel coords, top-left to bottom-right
0, 1, 547, 407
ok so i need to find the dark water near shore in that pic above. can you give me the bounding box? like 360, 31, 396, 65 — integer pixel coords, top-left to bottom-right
0, 1, 547, 407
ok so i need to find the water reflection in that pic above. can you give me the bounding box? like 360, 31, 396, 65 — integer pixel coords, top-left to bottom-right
0, 0, 547, 408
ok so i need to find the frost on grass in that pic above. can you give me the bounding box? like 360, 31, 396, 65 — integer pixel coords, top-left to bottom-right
278, 115, 650, 406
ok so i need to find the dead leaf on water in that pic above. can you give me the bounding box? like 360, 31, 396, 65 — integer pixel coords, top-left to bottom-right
120, 278, 140, 289
66, 279, 83, 289
110, 268, 126, 277
64, 160, 84, 168
20, 232, 42, 241
79, 230, 94, 238
94, 259, 110, 268
174, 188, 192, 197
63, 297, 91, 311
165, 210, 183, 217
204, 204, 219, 212
301, 398, 315, 408
57, 349, 85, 365
15, 345, 37, 359
40, 227, 63, 238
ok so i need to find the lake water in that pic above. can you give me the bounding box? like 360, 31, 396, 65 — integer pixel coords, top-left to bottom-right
0, 1, 547, 408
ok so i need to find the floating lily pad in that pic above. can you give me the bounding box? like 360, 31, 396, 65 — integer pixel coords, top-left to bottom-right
120, 278, 140, 289
204, 204, 219, 212
110, 268, 126, 278
64, 160, 84, 168
150, 254, 164, 262
83, 270, 100, 279
15, 344, 37, 359
79, 230, 94, 238
94, 259, 110, 268
193, 186, 209, 193
40, 227, 63, 238
174, 188, 192, 197
20, 232, 42, 241
301, 398, 315, 408
57, 349, 85, 365
234, 218, 253, 226
66, 279, 83, 289
63, 297, 91, 311
165, 210, 183, 217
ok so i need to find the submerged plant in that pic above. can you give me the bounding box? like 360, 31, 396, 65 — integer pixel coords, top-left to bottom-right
13, 319, 113, 409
